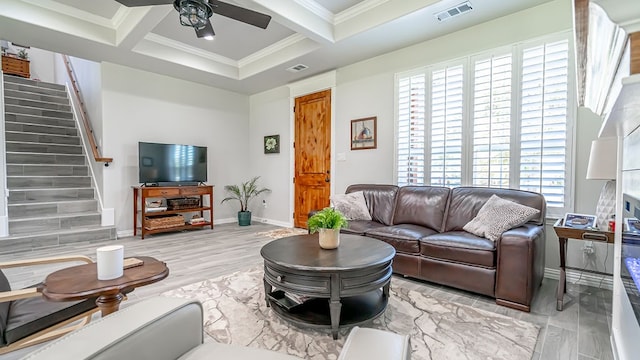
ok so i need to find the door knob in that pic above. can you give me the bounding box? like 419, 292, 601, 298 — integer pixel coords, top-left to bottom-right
325, 170, 330, 182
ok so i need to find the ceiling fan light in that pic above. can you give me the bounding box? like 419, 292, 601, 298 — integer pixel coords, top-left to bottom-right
177, 0, 211, 29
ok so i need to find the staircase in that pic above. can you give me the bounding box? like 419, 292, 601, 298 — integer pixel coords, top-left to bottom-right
2, 74, 116, 253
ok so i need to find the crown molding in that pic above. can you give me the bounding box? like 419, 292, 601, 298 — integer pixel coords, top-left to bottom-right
334, 0, 389, 25
21, 0, 116, 28
111, 6, 133, 29
144, 33, 237, 66
294, 0, 334, 23
238, 33, 308, 68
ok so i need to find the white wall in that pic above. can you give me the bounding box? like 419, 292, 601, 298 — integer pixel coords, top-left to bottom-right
53, 55, 106, 201
249, 0, 608, 274
249, 86, 291, 225
100, 63, 250, 234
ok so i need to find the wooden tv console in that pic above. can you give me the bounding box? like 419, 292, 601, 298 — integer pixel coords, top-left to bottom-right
132, 185, 214, 239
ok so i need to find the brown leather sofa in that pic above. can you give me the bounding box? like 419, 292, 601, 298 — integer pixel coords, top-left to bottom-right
341, 184, 546, 312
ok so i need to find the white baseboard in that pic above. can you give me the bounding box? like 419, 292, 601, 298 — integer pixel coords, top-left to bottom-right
214, 217, 238, 225
611, 333, 620, 360
252, 217, 294, 228
117, 229, 133, 238
0, 215, 8, 237
101, 208, 115, 226
544, 267, 613, 290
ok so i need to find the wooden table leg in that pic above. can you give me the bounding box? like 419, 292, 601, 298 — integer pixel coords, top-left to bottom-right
557, 237, 567, 311
96, 293, 125, 316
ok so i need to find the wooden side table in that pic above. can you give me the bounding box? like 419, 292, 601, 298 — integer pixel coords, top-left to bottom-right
41, 256, 169, 316
553, 219, 614, 311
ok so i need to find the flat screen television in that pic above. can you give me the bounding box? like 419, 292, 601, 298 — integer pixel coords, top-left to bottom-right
138, 142, 207, 185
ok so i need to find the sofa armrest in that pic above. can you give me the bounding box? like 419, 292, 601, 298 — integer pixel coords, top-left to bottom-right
495, 224, 545, 311
22, 297, 204, 360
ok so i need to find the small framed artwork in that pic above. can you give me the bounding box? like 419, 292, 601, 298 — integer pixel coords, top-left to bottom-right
625, 218, 640, 233
264, 134, 280, 154
563, 213, 597, 229
351, 116, 377, 150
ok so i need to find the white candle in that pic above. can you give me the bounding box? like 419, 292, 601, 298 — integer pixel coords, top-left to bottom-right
96, 245, 124, 280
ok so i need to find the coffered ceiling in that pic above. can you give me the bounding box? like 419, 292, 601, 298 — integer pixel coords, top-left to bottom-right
0, 0, 553, 94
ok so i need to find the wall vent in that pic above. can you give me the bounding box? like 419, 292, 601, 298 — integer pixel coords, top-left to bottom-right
286, 64, 309, 72
435, 1, 473, 22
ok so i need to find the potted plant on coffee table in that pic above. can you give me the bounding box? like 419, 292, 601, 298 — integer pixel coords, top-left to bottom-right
307, 207, 348, 249
221, 176, 271, 226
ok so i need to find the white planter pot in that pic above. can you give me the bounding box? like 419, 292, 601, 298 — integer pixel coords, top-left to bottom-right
318, 228, 340, 249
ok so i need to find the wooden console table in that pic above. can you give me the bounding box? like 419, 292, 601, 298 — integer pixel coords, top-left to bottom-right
132, 185, 214, 239
553, 218, 614, 311
2, 55, 30, 78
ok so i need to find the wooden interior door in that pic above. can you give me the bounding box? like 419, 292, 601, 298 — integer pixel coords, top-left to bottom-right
294, 89, 332, 228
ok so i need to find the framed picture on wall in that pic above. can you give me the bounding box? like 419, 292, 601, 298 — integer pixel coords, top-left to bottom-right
351, 116, 377, 150
264, 135, 280, 154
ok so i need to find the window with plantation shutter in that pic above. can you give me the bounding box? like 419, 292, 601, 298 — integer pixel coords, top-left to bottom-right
519, 39, 570, 210
396, 74, 426, 186
472, 54, 512, 188
395, 33, 574, 216
431, 65, 464, 187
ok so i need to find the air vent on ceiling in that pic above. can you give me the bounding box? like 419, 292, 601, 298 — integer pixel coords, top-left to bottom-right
286, 64, 309, 73
435, 1, 473, 22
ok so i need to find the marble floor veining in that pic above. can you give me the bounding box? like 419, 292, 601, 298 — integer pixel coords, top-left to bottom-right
0, 223, 614, 360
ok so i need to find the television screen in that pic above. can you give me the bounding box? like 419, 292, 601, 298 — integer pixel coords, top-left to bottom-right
138, 142, 207, 184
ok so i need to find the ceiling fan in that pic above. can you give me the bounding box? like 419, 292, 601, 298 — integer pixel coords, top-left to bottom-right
114, 0, 271, 39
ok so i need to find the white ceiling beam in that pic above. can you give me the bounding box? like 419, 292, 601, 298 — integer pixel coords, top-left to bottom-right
115, 6, 173, 49
234, 0, 335, 44
133, 34, 238, 79
334, 0, 440, 42
239, 34, 321, 79
0, 0, 115, 45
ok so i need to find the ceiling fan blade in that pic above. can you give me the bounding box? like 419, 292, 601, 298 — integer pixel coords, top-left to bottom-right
114, 0, 173, 6
210, 0, 271, 29
195, 20, 215, 38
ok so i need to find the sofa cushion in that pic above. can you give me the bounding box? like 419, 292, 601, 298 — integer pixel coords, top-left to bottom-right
341, 220, 386, 235
420, 231, 495, 268
392, 186, 450, 231
444, 187, 546, 232
331, 191, 372, 221
5, 292, 97, 345
346, 185, 399, 226
366, 224, 437, 254
463, 195, 540, 242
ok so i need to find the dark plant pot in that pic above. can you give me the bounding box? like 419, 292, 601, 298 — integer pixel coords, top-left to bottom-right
238, 211, 252, 226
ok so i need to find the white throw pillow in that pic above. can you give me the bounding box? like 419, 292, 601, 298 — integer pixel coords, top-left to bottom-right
330, 192, 372, 221
463, 194, 540, 242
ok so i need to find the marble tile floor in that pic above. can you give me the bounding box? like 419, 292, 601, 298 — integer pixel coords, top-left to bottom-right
0, 223, 614, 360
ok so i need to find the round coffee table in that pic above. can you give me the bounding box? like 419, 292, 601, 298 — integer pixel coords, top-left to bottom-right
260, 233, 395, 339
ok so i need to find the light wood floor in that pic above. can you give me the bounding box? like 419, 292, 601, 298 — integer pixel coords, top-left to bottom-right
0, 223, 613, 360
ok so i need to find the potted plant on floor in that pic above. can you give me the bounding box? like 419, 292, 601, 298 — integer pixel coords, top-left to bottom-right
307, 207, 348, 249
221, 176, 271, 226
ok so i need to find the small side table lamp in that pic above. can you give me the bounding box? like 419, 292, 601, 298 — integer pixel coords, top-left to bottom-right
586, 137, 617, 230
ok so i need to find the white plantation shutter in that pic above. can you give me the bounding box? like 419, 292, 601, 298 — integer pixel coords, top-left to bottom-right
472, 54, 512, 188
519, 40, 570, 209
395, 33, 574, 215
430, 65, 464, 187
397, 74, 426, 186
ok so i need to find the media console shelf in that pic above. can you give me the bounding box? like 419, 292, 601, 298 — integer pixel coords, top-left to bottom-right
132, 185, 214, 239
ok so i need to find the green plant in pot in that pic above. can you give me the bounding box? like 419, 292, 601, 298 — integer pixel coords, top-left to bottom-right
221, 176, 271, 226
307, 207, 348, 249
